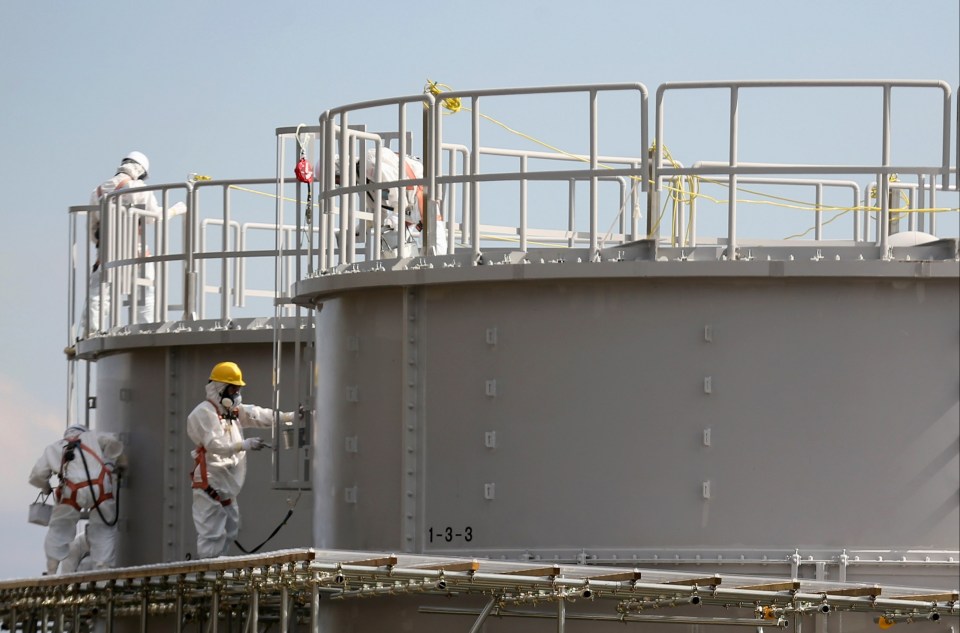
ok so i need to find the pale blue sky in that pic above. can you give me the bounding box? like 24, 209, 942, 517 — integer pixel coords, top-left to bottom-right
0, 0, 956, 578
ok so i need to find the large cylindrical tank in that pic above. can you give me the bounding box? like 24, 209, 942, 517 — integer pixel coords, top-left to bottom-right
304, 260, 959, 590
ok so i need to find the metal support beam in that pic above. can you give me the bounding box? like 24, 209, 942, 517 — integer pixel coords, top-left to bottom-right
311, 572, 320, 633
280, 583, 290, 633
467, 597, 497, 633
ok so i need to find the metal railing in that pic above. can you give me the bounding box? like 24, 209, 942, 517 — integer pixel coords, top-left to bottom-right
68, 178, 313, 340
654, 79, 954, 256
70, 81, 959, 343
304, 84, 650, 268
297, 81, 955, 272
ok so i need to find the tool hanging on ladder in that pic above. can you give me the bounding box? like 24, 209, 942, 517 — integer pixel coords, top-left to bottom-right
294, 124, 314, 224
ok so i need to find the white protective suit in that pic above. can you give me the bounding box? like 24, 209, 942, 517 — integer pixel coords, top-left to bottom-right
187, 381, 294, 558
29, 426, 123, 574
61, 527, 93, 573
85, 165, 160, 331
362, 148, 448, 256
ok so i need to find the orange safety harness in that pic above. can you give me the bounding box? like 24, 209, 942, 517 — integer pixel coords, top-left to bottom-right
402, 161, 425, 227
401, 160, 449, 235
56, 436, 113, 511
190, 401, 233, 507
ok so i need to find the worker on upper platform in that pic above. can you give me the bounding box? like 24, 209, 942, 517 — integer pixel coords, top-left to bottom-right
28, 425, 124, 574
187, 361, 298, 559
85, 151, 159, 332
337, 148, 448, 257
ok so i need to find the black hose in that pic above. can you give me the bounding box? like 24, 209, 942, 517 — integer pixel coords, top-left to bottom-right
233, 509, 294, 555
77, 443, 120, 527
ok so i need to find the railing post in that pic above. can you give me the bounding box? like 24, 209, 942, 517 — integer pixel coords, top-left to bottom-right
651, 86, 665, 239
222, 185, 230, 322
727, 86, 739, 259
589, 89, 599, 258
520, 155, 528, 252
815, 183, 823, 240
336, 115, 349, 267
397, 106, 409, 259
184, 182, 197, 320
879, 84, 892, 256
471, 96, 481, 263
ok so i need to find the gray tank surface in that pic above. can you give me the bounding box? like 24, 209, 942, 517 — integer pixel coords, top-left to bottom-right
303, 256, 959, 573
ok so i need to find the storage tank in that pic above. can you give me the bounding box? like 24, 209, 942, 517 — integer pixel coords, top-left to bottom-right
20, 80, 955, 633
304, 261, 959, 570
289, 81, 959, 629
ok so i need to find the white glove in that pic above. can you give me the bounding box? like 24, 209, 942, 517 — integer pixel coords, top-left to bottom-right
241, 437, 265, 451
167, 201, 187, 218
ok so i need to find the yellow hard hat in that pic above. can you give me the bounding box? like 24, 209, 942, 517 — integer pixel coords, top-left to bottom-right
209, 361, 245, 386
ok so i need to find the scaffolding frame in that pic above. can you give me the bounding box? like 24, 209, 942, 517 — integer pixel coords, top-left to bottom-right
1, 549, 956, 632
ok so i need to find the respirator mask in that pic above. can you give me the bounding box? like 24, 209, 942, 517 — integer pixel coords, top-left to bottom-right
63, 439, 81, 462
220, 385, 242, 418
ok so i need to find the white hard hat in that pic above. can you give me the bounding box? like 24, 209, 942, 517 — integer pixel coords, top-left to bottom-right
123, 151, 150, 177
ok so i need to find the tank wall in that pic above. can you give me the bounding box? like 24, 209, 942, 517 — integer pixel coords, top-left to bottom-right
312, 276, 959, 561
313, 291, 406, 551
94, 341, 314, 566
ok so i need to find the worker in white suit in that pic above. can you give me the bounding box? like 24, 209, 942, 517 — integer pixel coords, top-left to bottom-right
29, 425, 124, 574
86, 151, 159, 331
187, 361, 297, 558
337, 148, 448, 257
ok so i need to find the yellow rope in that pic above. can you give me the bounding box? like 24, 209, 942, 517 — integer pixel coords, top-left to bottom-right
424, 80, 462, 114
424, 79, 960, 237
228, 185, 298, 204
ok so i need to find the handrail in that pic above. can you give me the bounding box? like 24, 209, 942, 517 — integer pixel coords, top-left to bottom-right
427, 83, 649, 262
69, 178, 310, 339
71, 81, 959, 341
654, 80, 953, 258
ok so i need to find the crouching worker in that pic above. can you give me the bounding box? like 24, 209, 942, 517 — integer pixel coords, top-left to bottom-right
28, 425, 124, 574
338, 148, 448, 257
188, 361, 297, 559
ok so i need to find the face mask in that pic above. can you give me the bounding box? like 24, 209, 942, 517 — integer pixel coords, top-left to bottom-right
220, 386, 242, 410
221, 393, 241, 410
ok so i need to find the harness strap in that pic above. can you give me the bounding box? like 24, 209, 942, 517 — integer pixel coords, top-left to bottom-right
56, 438, 113, 511
400, 161, 444, 232
190, 446, 233, 507
402, 161, 425, 222
189, 402, 234, 507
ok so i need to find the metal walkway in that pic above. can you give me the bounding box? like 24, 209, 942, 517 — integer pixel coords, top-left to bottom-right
1, 549, 956, 631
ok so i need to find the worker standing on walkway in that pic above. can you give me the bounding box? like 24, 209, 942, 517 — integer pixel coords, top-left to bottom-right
187, 361, 297, 558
